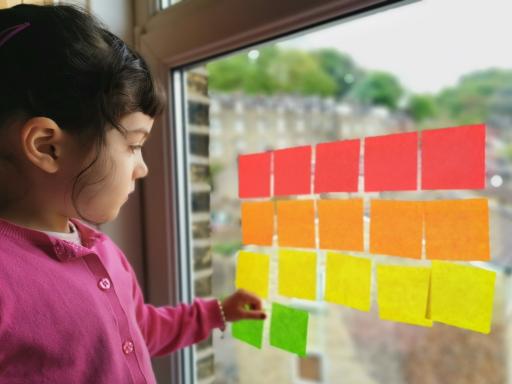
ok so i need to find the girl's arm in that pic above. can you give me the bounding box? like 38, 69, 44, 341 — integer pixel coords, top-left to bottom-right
129, 264, 222, 357
126, 257, 266, 357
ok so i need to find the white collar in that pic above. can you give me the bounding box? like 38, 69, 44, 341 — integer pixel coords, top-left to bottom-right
40, 220, 82, 245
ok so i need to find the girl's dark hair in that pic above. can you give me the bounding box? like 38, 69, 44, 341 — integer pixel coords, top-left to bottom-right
0, 4, 166, 225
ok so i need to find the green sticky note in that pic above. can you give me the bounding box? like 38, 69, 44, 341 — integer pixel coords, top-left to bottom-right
377, 264, 432, 327
236, 251, 270, 298
269, 302, 309, 356
278, 249, 317, 300
324, 252, 372, 311
232, 319, 264, 348
430, 261, 496, 334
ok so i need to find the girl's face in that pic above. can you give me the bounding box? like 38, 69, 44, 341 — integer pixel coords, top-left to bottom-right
0, 111, 153, 231
75, 112, 153, 224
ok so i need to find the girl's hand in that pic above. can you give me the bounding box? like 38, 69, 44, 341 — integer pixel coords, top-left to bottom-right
221, 289, 266, 322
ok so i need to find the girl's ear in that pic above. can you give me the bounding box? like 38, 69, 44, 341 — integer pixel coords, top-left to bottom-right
20, 117, 65, 174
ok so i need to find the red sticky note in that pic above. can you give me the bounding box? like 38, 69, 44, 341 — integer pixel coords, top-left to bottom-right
238, 152, 271, 198
422, 124, 486, 190
274, 146, 312, 196
364, 132, 418, 192
314, 139, 360, 193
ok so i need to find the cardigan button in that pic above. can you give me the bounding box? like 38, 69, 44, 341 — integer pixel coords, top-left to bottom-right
98, 278, 111, 290
122, 340, 134, 354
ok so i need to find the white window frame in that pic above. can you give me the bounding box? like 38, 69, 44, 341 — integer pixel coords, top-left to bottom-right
136, 0, 417, 382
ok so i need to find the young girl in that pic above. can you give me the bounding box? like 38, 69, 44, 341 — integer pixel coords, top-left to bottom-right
0, 3, 265, 383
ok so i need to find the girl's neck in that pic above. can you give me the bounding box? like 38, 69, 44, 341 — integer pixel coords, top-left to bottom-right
0, 210, 71, 233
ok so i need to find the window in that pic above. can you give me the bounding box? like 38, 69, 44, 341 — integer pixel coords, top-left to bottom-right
277, 117, 286, 133
141, 0, 512, 382
234, 119, 245, 134
210, 117, 221, 135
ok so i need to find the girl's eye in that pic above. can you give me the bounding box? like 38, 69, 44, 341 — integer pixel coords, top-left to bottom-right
130, 145, 143, 153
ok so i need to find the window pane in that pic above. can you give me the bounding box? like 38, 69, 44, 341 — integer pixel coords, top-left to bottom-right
183, 0, 511, 382
159, 0, 181, 11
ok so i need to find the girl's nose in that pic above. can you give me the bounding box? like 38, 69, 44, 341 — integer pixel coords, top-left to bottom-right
134, 160, 149, 179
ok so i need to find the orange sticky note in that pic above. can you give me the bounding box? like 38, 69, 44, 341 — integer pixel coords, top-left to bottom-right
370, 200, 423, 259
241, 201, 274, 246
318, 199, 363, 251
424, 199, 489, 261
276, 200, 315, 248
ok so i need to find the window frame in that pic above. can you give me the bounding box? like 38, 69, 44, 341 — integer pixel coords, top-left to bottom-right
136, 0, 417, 382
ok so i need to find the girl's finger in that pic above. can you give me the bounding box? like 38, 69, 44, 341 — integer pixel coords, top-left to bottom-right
240, 309, 266, 320
238, 290, 263, 310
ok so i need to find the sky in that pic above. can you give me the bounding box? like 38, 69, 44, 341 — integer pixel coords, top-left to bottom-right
276, 0, 512, 94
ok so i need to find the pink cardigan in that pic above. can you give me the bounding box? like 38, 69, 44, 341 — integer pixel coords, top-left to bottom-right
0, 217, 223, 383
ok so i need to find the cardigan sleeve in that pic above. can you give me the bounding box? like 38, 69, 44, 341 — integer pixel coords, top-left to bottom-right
124, 255, 224, 357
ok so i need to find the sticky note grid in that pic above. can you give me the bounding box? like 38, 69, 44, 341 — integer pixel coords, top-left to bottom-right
234, 124, 494, 357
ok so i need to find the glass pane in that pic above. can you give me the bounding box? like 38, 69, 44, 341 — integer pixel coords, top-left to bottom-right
183, 0, 512, 382
159, 0, 180, 11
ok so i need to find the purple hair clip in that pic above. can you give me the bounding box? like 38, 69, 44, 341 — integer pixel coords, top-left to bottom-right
0, 21, 31, 48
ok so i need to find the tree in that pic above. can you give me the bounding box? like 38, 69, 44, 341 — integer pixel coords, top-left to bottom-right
207, 46, 337, 96
349, 71, 404, 110
436, 68, 512, 125
206, 46, 278, 94
487, 84, 512, 134
311, 48, 363, 99
267, 49, 336, 96
406, 94, 438, 122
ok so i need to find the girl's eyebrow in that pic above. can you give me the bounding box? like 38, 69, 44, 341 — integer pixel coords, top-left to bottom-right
126, 129, 150, 139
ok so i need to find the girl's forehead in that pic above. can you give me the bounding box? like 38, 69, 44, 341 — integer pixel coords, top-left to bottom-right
122, 112, 154, 126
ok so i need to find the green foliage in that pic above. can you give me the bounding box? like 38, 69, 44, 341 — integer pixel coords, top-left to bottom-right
207, 46, 512, 125
207, 46, 336, 96
268, 49, 336, 96
489, 85, 512, 118
349, 71, 404, 110
502, 144, 512, 161
311, 49, 362, 98
207, 47, 275, 94
435, 68, 512, 125
407, 94, 438, 122
208, 47, 400, 110
212, 241, 242, 257
209, 161, 224, 179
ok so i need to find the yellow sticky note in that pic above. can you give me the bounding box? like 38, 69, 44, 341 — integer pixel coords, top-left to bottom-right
424, 199, 490, 261
370, 200, 423, 259
235, 251, 270, 298
276, 200, 316, 248
430, 261, 496, 334
241, 201, 274, 246
377, 264, 432, 327
324, 253, 371, 311
318, 199, 364, 251
278, 249, 317, 300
